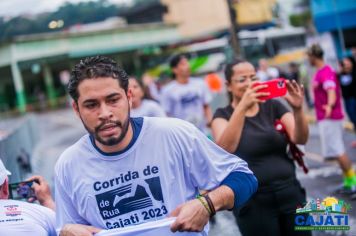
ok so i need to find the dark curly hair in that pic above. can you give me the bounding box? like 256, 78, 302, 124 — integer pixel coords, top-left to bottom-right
68, 55, 129, 102
224, 58, 249, 102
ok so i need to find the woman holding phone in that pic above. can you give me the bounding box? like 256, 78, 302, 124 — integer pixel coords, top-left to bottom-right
211, 59, 310, 236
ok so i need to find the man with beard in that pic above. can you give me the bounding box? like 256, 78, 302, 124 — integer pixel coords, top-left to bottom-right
55, 56, 257, 236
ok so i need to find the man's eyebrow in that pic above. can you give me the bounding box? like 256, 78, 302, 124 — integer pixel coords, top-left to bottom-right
82, 99, 97, 104
106, 93, 121, 99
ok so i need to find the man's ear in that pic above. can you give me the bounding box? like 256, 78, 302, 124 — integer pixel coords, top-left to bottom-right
127, 88, 133, 108
72, 101, 80, 118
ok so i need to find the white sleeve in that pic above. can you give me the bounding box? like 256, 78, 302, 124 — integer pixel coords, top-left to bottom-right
177, 122, 252, 190
55, 170, 89, 231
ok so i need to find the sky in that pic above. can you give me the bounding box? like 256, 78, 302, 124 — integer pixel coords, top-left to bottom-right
0, 0, 133, 18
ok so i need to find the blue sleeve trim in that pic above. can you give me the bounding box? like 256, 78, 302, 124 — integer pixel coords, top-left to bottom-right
221, 172, 258, 209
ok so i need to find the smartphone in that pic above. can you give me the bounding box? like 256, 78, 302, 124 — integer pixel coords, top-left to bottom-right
253, 78, 287, 101
9, 181, 36, 201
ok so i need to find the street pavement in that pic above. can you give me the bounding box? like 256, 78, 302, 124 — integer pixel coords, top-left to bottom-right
7, 106, 356, 236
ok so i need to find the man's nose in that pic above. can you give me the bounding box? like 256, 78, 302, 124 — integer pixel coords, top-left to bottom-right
98, 104, 113, 120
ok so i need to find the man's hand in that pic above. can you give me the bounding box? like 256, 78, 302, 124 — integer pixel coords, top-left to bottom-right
27, 175, 55, 210
60, 224, 102, 236
170, 199, 210, 232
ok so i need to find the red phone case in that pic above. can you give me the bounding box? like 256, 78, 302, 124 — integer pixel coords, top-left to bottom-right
254, 78, 287, 100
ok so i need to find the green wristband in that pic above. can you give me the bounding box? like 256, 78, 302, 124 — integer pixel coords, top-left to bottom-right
196, 194, 212, 215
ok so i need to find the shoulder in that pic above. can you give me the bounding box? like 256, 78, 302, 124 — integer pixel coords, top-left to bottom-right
321, 65, 336, 78
143, 117, 198, 139
213, 105, 232, 120
144, 116, 195, 131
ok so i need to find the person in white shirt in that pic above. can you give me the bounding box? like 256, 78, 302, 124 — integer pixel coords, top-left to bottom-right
0, 159, 56, 236
128, 77, 166, 118
56, 55, 258, 236
160, 54, 213, 131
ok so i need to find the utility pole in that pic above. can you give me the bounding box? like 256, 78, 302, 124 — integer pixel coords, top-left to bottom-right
226, 0, 241, 57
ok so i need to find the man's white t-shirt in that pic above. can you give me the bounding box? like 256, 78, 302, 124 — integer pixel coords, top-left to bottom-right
130, 99, 166, 118
0, 199, 56, 236
160, 79, 212, 131
55, 117, 252, 236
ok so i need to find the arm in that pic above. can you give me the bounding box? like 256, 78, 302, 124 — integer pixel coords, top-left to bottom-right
203, 104, 213, 127
323, 90, 336, 118
159, 88, 173, 117
201, 80, 213, 126
211, 107, 246, 153
211, 83, 268, 153
170, 172, 257, 232
283, 80, 309, 144
170, 185, 233, 232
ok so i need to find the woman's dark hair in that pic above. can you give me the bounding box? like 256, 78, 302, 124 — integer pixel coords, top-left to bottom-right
224, 59, 249, 102
68, 55, 129, 102
224, 59, 248, 83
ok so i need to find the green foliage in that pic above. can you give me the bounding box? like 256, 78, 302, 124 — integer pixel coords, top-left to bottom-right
289, 10, 311, 27
0, 0, 120, 42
